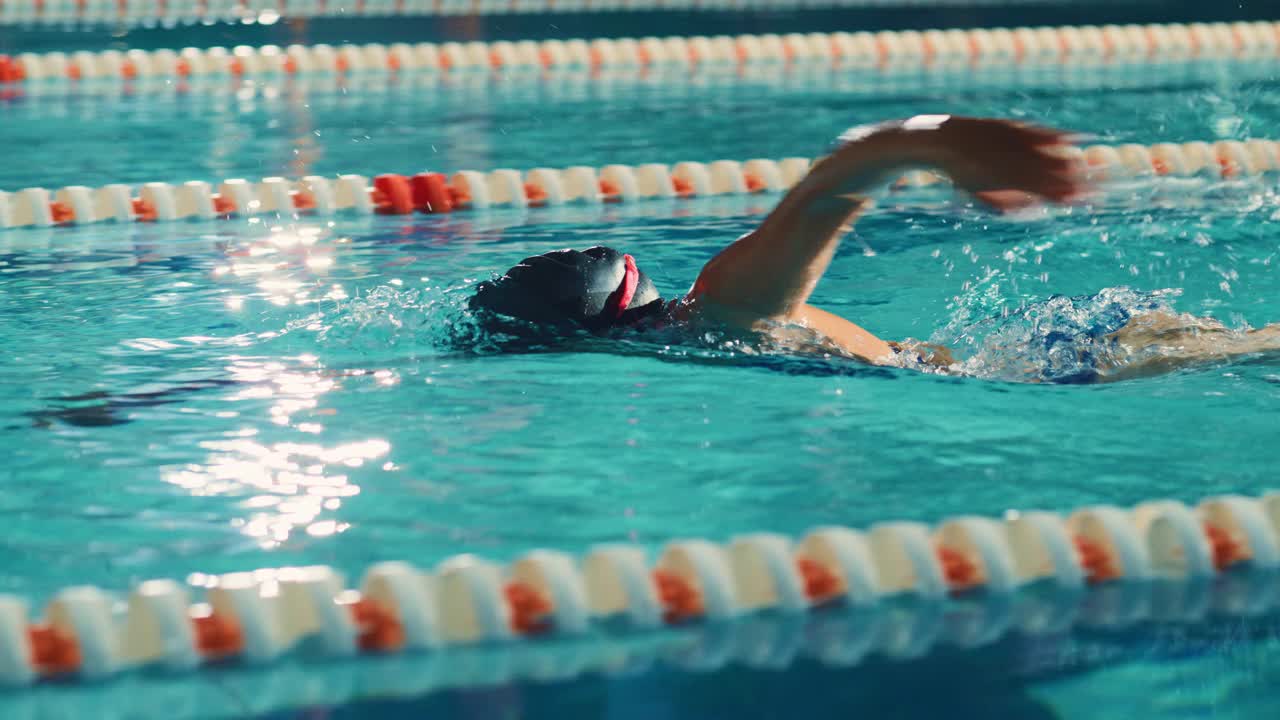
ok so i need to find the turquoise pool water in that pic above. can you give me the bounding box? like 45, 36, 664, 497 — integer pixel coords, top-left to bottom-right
3, 19, 1280, 720
6, 179, 1280, 595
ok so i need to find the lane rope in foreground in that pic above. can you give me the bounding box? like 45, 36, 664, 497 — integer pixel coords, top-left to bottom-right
0, 491, 1277, 690
1, 138, 1278, 230
1, 21, 1279, 85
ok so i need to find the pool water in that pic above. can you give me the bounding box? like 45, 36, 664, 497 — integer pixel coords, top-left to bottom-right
2, 17, 1280, 720
5, 179, 1280, 594
2, 606, 1276, 719
278, 622, 1280, 720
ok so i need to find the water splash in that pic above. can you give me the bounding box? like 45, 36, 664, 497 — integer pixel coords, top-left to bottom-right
269, 283, 481, 363
934, 286, 1182, 383
273, 277, 1243, 386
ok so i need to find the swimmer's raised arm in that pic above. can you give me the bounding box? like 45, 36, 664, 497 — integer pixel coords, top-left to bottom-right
682, 116, 1085, 362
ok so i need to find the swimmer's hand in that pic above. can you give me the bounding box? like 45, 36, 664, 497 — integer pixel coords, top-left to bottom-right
811, 116, 1088, 212
929, 117, 1088, 210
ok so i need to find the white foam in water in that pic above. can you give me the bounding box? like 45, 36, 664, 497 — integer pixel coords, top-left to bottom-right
938, 287, 1192, 383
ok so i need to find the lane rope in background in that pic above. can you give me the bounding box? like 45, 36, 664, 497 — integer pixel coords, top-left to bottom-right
1, 21, 1279, 85
0, 137, 1277, 229
3, 55, 1277, 104
0, 0, 1191, 26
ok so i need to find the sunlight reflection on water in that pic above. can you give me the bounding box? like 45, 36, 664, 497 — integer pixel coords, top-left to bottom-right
158, 353, 392, 548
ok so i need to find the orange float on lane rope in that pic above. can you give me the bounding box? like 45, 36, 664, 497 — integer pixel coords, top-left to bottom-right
795, 556, 843, 604
348, 598, 405, 652
448, 184, 471, 208
191, 612, 244, 660
523, 182, 548, 206
0, 56, 24, 83
212, 194, 237, 215
504, 581, 553, 635
49, 202, 75, 224
1073, 536, 1119, 584
937, 546, 982, 594
28, 624, 81, 676
373, 174, 414, 215
652, 569, 703, 623
1204, 523, 1250, 571
411, 173, 453, 213
291, 191, 316, 211
598, 178, 621, 203
131, 198, 157, 222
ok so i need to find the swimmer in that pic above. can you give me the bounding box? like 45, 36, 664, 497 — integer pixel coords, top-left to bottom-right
471, 116, 1280, 383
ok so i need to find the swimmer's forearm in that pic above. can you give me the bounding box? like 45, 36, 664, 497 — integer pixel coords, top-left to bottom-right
756, 120, 949, 255
775, 114, 1083, 218
688, 122, 944, 318
783, 121, 936, 204
765, 122, 937, 229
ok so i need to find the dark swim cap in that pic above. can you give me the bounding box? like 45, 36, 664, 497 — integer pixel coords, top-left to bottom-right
470, 246, 664, 334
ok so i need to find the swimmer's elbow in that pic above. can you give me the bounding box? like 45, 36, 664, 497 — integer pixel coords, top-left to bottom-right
688, 237, 812, 319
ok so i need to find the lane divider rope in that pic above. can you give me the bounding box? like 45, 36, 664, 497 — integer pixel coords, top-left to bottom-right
0, 0, 1213, 26
1, 138, 1278, 230
2, 56, 1275, 104
1, 21, 1278, 85
1, 490, 1278, 688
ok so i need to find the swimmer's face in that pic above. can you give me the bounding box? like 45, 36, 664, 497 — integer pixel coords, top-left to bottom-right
470, 246, 664, 333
